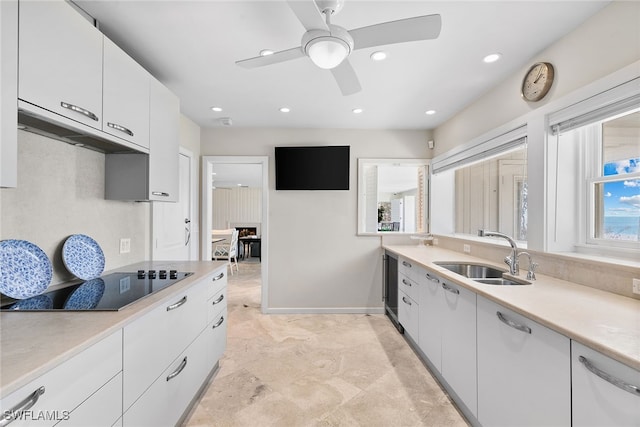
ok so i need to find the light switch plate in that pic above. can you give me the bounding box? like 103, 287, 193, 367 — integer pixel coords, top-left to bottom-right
633, 278, 640, 295
119, 238, 131, 254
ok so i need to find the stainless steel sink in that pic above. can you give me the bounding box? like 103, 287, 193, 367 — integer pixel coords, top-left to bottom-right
434, 262, 531, 286
434, 262, 505, 279
473, 278, 531, 286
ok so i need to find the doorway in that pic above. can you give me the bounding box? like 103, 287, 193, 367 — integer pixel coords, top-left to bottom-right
201, 156, 269, 313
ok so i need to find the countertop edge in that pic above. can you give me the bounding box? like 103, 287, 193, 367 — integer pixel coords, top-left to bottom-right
384, 244, 640, 372
0, 261, 227, 399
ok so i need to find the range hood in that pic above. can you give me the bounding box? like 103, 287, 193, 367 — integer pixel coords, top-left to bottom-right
18, 100, 148, 154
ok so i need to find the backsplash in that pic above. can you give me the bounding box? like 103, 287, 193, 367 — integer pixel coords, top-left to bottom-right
0, 131, 149, 286
432, 234, 640, 300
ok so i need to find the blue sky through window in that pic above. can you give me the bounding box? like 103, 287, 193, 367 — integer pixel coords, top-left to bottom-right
603, 158, 640, 218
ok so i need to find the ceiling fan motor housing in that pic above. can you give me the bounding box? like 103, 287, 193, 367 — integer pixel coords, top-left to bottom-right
301, 25, 354, 69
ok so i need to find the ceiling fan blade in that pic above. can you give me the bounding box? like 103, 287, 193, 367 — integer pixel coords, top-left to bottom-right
331, 59, 361, 96
349, 14, 442, 51
236, 47, 305, 69
287, 0, 329, 31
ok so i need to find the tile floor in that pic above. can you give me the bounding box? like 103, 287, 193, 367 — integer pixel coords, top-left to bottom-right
183, 262, 468, 426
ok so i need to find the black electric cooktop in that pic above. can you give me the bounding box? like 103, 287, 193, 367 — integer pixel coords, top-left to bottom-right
0, 270, 193, 311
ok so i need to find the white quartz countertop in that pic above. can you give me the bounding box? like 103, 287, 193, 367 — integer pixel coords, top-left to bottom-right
0, 261, 226, 399
384, 245, 640, 372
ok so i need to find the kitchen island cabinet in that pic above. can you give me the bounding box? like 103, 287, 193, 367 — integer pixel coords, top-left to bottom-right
0, 330, 122, 427
0, 261, 228, 427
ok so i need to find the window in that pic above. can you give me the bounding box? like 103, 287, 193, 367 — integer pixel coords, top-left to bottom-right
593, 111, 640, 243
454, 146, 528, 241
431, 125, 528, 242
549, 82, 640, 253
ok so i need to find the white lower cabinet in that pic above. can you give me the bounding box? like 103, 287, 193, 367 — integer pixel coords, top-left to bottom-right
572, 341, 640, 426
398, 288, 419, 340
477, 296, 571, 426
0, 330, 122, 427
54, 373, 122, 427
122, 329, 210, 427
418, 271, 443, 372
440, 278, 477, 417
121, 265, 228, 426
122, 282, 207, 410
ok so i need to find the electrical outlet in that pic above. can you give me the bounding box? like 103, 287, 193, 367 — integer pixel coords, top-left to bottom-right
119, 238, 131, 254
463, 244, 471, 253
633, 279, 640, 295
433, 238, 439, 245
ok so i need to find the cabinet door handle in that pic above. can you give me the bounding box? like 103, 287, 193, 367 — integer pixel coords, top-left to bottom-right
166, 357, 188, 381
425, 273, 440, 283
212, 316, 225, 329
151, 192, 170, 197
0, 386, 45, 427
402, 261, 412, 268
496, 311, 531, 334
402, 296, 412, 306
579, 356, 640, 396
442, 283, 460, 295
60, 101, 98, 121
402, 278, 412, 287
166, 295, 187, 311
212, 294, 224, 305
107, 122, 134, 136
212, 272, 225, 282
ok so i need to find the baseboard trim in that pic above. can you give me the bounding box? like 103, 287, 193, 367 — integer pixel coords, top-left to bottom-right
263, 307, 385, 315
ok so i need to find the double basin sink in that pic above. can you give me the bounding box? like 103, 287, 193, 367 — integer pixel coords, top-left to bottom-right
434, 262, 531, 286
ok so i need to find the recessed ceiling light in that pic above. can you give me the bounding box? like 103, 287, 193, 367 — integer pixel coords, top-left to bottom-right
211, 106, 223, 112
279, 107, 290, 113
260, 49, 274, 56
425, 110, 437, 115
352, 108, 363, 114
370, 51, 387, 61
483, 53, 502, 63
237, 183, 242, 186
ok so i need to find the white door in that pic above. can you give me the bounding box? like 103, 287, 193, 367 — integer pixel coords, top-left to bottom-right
152, 152, 192, 260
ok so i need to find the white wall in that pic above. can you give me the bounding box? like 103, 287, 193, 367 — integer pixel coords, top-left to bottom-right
212, 187, 261, 230
201, 128, 431, 312
0, 131, 149, 285
433, 1, 640, 156
433, 1, 640, 252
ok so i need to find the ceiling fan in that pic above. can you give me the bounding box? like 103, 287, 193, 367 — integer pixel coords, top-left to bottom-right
236, 0, 441, 96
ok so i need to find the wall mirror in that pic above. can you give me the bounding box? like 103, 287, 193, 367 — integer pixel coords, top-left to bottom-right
357, 159, 429, 235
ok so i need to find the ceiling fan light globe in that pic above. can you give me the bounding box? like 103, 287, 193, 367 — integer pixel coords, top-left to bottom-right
308, 37, 349, 69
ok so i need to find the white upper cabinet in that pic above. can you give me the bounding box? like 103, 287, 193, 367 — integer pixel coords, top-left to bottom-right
102, 37, 150, 149
148, 77, 179, 201
1, 0, 18, 188
18, 0, 103, 129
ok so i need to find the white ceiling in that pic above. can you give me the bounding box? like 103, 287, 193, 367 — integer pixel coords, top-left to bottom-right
74, 0, 609, 131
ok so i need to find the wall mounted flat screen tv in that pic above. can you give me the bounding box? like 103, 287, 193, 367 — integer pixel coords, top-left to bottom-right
275, 145, 350, 190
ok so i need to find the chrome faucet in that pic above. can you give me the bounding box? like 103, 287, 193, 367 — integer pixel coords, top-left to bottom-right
478, 229, 520, 275
517, 251, 538, 280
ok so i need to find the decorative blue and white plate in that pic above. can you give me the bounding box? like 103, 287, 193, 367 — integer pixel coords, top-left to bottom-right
63, 278, 105, 310
0, 239, 52, 299
9, 294, 53, 310
62, 234, 105, 280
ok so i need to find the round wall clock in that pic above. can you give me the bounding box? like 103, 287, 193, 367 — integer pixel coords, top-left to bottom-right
521, 62, 555, 102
